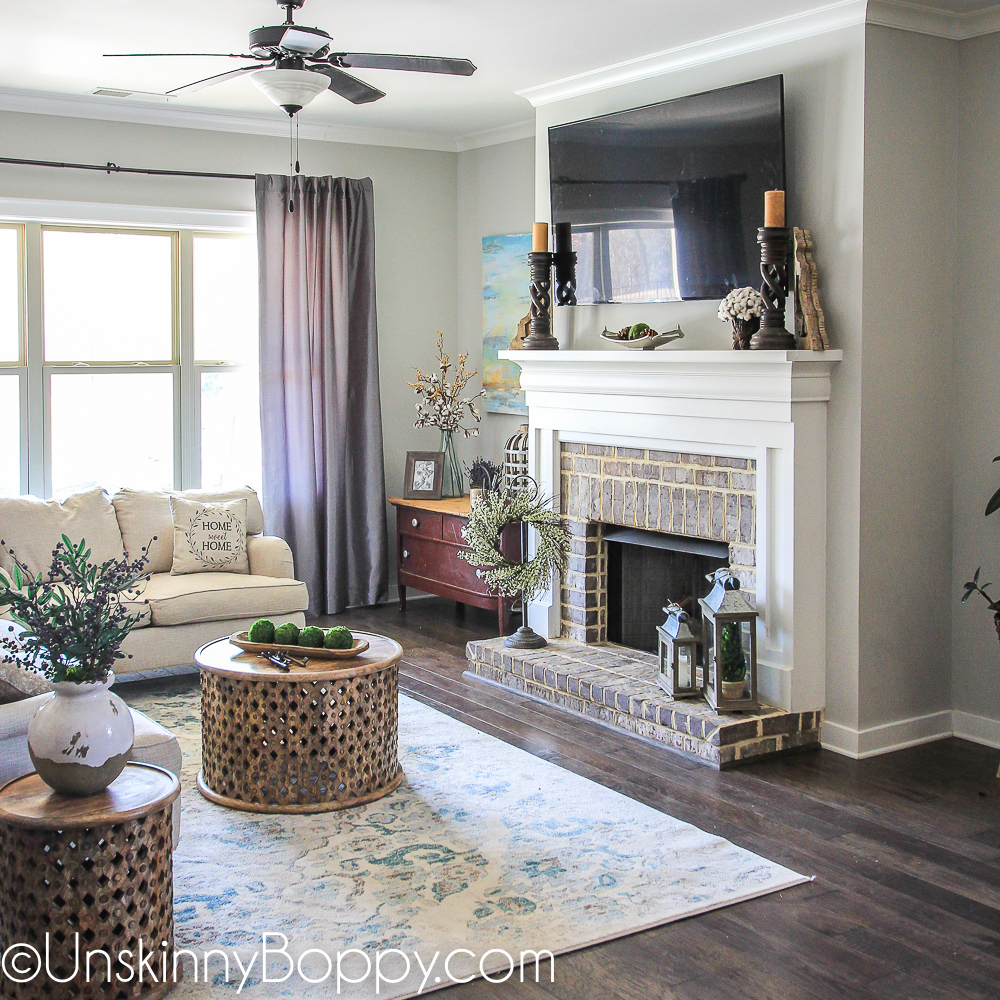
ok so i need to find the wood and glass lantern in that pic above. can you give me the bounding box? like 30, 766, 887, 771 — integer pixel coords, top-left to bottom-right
699, 569, 760, 713
656, 603, 700, 699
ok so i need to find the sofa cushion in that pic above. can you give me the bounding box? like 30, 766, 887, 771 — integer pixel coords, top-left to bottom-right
0, 489, 125, 581
112, 487, 265, 573
169, 497, 249, 576
0, 652, 52, 705
140, 572, 308, 627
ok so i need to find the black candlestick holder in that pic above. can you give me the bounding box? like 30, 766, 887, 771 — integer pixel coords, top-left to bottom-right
552, 250, 578, 306
523, 251, 560, 350
751, 227, 797, 351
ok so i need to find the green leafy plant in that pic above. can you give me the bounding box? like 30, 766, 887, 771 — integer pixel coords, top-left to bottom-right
0, 535, 151, 684
961, 455, 1000, 643
719, 622, 747, 683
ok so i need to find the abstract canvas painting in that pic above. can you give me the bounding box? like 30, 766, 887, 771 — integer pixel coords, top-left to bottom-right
482, 233, 531, 415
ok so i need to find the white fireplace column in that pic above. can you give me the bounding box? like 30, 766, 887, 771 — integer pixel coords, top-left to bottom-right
501, 349, 842, 715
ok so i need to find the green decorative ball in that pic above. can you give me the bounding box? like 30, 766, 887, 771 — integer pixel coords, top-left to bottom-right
299, 626, 325, 648
324, 626, 353, 650
273, 622, 300, 646
628, 322, 651, 340
248, 619, 275, 644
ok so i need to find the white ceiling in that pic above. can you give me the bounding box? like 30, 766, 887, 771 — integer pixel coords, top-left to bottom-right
1, 0, 997, 145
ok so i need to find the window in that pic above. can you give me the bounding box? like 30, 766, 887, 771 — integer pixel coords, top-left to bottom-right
3, 221, 259, 499
0, 225, 23, 496
194, 234, 261, 492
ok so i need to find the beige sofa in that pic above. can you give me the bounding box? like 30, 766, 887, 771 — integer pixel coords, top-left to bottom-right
0, 486, 308, 677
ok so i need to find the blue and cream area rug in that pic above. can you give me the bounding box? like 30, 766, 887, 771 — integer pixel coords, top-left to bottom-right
127, 687, 809, 998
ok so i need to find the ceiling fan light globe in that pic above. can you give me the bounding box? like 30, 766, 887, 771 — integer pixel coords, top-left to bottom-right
251, 68, 327, 112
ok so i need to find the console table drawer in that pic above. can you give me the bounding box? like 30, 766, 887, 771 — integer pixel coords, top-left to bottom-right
398, 536, 489, 595
399, 511, 442, 539
442, 514, 470, 544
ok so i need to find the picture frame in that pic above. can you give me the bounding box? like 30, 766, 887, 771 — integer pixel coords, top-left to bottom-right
403, 451, 445, 500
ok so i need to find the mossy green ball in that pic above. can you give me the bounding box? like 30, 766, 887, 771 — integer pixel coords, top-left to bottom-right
273, 622, 300, 646
299, 626, 325, 648
324, 626, 353, 650
248, 619, 275, 644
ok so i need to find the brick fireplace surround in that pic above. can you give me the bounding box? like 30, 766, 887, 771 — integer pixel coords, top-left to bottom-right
464, 349, 843, 768
559, 443, 757, 644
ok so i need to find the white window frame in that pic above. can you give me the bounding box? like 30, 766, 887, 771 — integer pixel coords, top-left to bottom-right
2, 212, 256, 499
0, 223, 28, 495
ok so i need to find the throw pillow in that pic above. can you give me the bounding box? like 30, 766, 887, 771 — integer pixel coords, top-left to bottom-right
169, 497, 249, 576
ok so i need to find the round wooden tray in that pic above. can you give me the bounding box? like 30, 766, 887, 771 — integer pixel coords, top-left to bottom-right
229, 632, 370, 660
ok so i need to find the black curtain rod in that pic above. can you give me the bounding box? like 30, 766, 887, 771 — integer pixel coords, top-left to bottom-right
0, 155, 255, 181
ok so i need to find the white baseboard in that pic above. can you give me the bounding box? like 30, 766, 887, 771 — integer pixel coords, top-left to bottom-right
822, 709, 1000, 758
953, 710, 1000, 750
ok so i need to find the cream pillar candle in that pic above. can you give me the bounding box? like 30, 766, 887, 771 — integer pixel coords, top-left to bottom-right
532, 222, 549, 252
764, 190, 785, 228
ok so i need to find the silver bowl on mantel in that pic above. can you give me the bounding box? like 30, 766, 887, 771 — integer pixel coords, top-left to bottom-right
600, 326, 684, 351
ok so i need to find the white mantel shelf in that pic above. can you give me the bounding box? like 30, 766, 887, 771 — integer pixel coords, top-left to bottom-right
501, 347, 843, 716
499, 349, 843, 421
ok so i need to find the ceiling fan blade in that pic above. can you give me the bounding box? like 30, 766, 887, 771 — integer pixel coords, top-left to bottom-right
334, 53, 476, 76
166, 65, 263, 95
311, 66, 385, 105
104, 53, 260, 59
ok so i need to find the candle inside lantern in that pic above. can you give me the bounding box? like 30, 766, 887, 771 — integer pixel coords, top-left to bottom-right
764, 190, 785, 228
678, 645, 692, 690
532, 222, 549, 253
554, 221, 572, 254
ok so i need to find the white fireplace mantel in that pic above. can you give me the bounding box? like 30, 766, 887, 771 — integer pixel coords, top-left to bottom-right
500, 348, 843, 714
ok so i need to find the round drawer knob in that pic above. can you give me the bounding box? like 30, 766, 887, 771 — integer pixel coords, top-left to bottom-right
402, 549, 409, 559
411, 518, 419, 528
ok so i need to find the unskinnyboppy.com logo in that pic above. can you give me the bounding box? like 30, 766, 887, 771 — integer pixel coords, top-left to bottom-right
2, 934, 556, 994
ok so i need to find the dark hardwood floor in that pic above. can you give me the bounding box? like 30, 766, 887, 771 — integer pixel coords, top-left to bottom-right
310, 597, 1000, 1000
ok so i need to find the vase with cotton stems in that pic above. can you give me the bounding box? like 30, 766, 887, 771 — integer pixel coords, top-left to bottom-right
0, 536, 151, 796
408, 331, 483, 498
718, 287, 765, 350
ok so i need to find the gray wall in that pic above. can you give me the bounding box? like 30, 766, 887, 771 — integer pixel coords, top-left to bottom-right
454, 136, 536, 473
860, 26, 958, 733
531, 26, 867, 739
953, 31, 1000, 738
0, 110, 458, 595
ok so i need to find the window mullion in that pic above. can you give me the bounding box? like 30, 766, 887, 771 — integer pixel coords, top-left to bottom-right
179, 229, 197, 489
24, 222, 44, 496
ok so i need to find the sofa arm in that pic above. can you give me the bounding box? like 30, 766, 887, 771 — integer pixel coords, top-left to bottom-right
247, 535, 296, 579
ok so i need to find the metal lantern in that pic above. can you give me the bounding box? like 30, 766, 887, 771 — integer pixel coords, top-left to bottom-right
504, 423, 529, 491
657, 603, 701, 699
698, 568, 760, 713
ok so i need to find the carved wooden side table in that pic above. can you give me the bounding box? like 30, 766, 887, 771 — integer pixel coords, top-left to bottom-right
0, 763, 180, 1000
195, 632, 404, 814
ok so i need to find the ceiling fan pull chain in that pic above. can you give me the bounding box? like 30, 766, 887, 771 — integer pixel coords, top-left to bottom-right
295, 116, 300, 174
288, 115, 295, 213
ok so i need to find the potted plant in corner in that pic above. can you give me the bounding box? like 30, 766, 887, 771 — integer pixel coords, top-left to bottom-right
0, 535, 151, 796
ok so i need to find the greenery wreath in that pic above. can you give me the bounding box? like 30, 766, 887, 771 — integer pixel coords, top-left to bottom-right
459, 484, 570, 600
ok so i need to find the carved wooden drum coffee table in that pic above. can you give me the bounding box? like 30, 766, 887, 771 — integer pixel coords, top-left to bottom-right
0, 763, 180, 1000
195, 632, 404, 813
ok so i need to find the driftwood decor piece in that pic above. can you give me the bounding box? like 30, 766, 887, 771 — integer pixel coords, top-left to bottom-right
793, 227, 829, 351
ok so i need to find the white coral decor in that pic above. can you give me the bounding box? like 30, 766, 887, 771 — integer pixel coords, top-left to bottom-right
718, 287, 765, 323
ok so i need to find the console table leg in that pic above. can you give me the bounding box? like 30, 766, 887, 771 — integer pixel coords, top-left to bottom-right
499, 598, 510, 637
398, 585, 406, 612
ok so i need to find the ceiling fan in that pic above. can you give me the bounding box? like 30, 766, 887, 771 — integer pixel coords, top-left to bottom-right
104, 0, 477, 116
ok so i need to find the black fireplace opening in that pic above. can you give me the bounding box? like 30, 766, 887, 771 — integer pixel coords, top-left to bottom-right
605, 526, 730, 653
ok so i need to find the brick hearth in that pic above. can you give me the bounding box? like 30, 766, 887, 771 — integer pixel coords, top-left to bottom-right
466, 637, 821, 769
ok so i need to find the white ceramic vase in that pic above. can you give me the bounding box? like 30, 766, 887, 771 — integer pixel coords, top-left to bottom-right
28, 672, 135, 796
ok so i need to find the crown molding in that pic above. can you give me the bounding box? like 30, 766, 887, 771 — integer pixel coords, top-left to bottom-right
516, 1, 868, 107
867, 1, 1000, 40
0, 86, 460, 152
517, 0, 1000, 108
455, 120, 535, 152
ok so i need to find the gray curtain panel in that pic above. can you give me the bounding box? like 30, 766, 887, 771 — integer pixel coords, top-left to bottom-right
256, 174, 388, 615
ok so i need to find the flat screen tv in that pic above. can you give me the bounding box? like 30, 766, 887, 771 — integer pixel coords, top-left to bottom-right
548, 75, 785, 303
